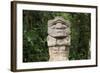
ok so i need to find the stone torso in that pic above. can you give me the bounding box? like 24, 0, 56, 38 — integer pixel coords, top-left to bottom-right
47, 17, 71, 61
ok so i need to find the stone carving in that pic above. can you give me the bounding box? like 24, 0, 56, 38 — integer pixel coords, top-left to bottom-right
47, 17, 71, 61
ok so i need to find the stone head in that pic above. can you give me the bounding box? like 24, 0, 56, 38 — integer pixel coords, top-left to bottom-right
48, 17, 70, 38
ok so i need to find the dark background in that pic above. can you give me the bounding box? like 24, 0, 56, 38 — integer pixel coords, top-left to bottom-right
23, 10, 91, 62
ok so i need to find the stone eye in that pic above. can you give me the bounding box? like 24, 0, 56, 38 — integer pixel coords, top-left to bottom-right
53, 23, 56, 25
62, 22, 65, 25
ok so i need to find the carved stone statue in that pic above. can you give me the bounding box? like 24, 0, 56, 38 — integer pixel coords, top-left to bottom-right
47, 17, 71, 61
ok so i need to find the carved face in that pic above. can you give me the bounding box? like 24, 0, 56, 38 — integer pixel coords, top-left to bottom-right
48, 20, 70, 38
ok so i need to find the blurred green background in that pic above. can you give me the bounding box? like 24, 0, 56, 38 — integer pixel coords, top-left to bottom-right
23, 10, 91, 62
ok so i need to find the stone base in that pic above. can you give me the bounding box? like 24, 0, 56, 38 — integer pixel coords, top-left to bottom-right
49, 46, 69, 61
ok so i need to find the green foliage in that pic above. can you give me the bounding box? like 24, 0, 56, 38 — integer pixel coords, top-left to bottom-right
69, 13, 91, 60
23, 10, 91, 62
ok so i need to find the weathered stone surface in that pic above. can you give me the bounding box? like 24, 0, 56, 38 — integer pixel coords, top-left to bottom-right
48, 16, 70, 27
47, 35, 56, 47
47, 35, 70, 47
47, 16, 71, 61
48, 16, 70, 38
56, 36, 71, 46
49, 46, 69, 61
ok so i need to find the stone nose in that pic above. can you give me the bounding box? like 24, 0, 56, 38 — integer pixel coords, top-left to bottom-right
55, 23, 64, 29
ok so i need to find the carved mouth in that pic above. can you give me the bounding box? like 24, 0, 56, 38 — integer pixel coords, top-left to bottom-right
57, 31, 63, 33
56, 30, 65, 33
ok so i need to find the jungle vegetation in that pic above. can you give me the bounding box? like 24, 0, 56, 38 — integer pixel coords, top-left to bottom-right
23, 10, 91, 62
